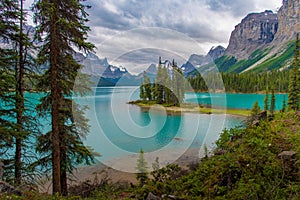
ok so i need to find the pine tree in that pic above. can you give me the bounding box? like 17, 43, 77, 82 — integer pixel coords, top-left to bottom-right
161, 66, 169, 103
135, 149, 148, 186
281, 96, 287, 113
139, 81, 146, 101
288, 34, 300, 110
155, 57, 164, 104
270, 89, 276, 117
172, 60, 184, 106
250, 101, 261, 121
143, 71, 152, 101
0, 0, 21, 183
33, 0, 95, 195
264, 89, 269, 111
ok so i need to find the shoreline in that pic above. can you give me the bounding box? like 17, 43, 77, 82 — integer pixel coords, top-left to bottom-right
70, 148, 202, 186
128, 101, 250, 117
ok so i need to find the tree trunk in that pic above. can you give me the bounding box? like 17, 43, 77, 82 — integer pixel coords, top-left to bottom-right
50, 0, 61, 194
15, 0, 24, 185
60, 142, 68, 196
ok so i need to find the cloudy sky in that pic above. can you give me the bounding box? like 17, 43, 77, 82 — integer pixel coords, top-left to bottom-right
25, 0, 282, 74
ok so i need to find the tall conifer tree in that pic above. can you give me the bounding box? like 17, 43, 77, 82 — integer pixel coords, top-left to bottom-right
33, 0, 95, 195
288, 34, 300, 110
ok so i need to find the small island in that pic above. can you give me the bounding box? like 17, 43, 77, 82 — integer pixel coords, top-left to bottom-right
129, 57, 251, 117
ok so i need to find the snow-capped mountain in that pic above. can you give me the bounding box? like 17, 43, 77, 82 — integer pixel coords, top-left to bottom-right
181, 45, 225, 75
144, 60, 174, 76
75, 52, 140, 86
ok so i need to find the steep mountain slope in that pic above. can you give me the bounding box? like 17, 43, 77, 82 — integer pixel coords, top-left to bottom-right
225, 10, 278, 60
203, 0, 299, 73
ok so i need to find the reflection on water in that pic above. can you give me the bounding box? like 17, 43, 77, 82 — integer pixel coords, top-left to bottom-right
75, 87, 242, 161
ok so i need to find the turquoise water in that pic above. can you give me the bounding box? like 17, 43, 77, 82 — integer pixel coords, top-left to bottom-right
75, 87, 243, 162
185, 92, 288, 110
20, 89, 288, 163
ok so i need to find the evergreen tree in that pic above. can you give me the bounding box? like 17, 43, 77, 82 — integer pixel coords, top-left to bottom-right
155, 57, 164, 104
270, 89, 276, 117
0, 0, 19, 182
143, 71, 152, 101
161, 66, 169, 103
250, 101, 261, 122
139, 81, 146, 101
172, 60, 184, 106
135, 149, 148, 186
281, 96, 287, 113
33, 0, 95, 195
264, 89, 269, 111
288, 34, 300, 110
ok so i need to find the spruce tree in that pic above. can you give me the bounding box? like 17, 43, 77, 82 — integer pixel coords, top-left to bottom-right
155, 57, 164, 104
270, 89, 276, 117
172, 60, 184, 106
288, 34, 300, 110
143, 71, 152, 101
264, 89, 269, 111
0, 0, 21, 183
135, 149, 148, 186
250, 101, 261, 122
281, 96, 287, 113
33, 0, 95, 195
139, 81, 146, 101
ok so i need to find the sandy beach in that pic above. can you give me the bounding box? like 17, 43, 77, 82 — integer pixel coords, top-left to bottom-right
70, 148, 202, 185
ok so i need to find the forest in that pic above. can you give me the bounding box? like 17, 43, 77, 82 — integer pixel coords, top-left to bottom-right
188, 70, 290, 93
0, 0, 96, 196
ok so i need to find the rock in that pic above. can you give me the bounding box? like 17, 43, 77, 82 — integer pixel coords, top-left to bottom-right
208, 46, 225, 60
258, 110, 268, 120
225, 10, 278, 59
0, 181, 22, 196
278, 151, 296, 159
161, 194, 182, 199
273, 0, 300, 44
251, 111, 267, 126
146, 192, 161, 200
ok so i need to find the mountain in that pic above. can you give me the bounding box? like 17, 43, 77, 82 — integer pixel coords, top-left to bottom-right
143, 59, 174, 79
76, 52, 140, 86
225, 10, 278, 59
209, 0, 300, 73
180, 46, 225, 75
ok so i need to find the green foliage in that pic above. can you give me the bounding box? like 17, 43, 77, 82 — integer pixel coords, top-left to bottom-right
264, 89, 269, 111
215, 55, 238, 72
288, 34, 300, 110
253, 42, 296, 72
33, 0, 95, 194
135, 149, 149, 186
131, 112, 300, 199
188, 70, 290, 93
270, 89, 276, 116
250, 101, 261, 120
140, 58, 185, 106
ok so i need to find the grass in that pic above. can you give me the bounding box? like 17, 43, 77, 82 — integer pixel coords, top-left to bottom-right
251, 41, 295, 72
129, 100, 250, 117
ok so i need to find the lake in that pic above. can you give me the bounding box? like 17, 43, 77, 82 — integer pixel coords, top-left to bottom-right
185, 92, 288, 110
72, 87, 288, 168
23, 88, 287, 171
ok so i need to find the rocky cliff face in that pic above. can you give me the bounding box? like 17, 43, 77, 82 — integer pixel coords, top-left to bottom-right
273, 0, 300, 44
225, 10, 278, 59
208, 46, 225, 60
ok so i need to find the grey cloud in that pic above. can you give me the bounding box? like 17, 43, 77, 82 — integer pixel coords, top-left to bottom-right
85, 0, 281, 73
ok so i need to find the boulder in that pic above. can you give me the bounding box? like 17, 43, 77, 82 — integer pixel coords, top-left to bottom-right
146, 192, 161, 200
278, 151, 296, 159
